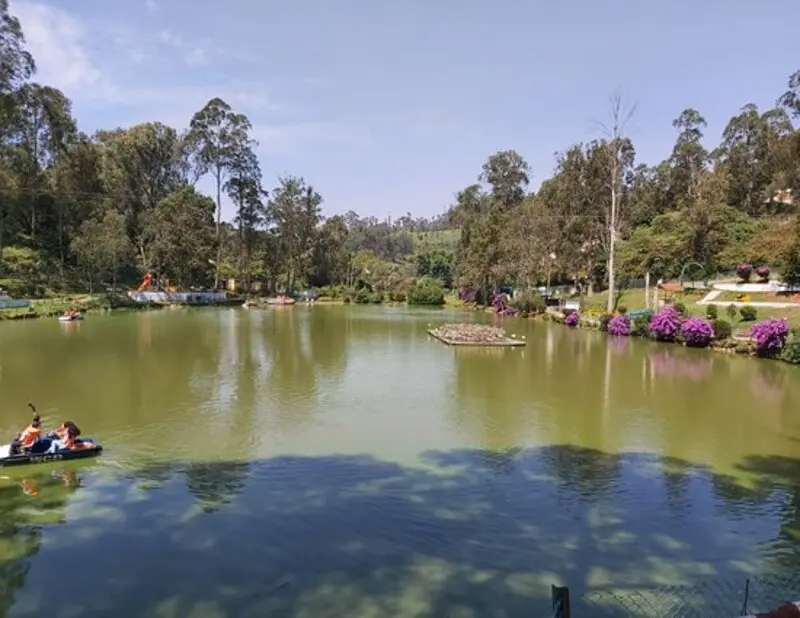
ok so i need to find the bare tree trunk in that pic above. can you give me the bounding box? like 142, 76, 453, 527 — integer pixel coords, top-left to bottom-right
214, 167, 222, 290
598, 91, 635, 313
606, 182, 617, 313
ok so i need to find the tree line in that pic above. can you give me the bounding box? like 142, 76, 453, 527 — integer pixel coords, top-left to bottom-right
449, 81, 800, 311
0, 0, 798, 307
0, 1, 449, 299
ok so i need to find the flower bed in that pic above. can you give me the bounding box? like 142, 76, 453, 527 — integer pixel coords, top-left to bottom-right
539, 301, 800, 367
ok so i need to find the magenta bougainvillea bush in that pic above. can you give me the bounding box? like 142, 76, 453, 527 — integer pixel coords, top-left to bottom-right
649, 306, 682, 341
680, 317, 714, 347
606, 314, 631, 336
491, 293, 518, 316
564, 312, 579, 326
737, 263, 753, 282
755, 265, 770, 281
750, 318, 790, 355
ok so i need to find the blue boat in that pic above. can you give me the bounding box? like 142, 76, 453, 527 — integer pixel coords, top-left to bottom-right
0, 437, 103, 467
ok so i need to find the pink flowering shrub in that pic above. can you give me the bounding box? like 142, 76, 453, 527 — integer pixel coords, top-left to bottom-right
750, 318, 790, 356
755, 266, 770, 281
680, 317, 714, 347
737, 263, 753, 282
607, 314, 631, 336
564, 312, 579, 326
649, 306, 681, 341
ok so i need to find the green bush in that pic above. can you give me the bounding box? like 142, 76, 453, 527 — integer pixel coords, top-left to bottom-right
617, 305, 628, 314
673, 302, 687, 317
388, 290, 407, 302
712, 319, 733, 340
318, 284, 349, 299
599, 312, 613, 332
705, 304, 718, 320
407, 277, 445, 306
739, 305, 758, 321
354, 288, 372, 304
726, 304, 738, 320
509, 291, 546, 315
780, 339, 800, 364
631, 315, 650, 337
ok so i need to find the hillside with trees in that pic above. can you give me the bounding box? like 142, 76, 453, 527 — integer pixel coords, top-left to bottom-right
0, 0, 798, 306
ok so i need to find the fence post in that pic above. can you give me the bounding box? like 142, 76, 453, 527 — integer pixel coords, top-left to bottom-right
552, 585, 571, 618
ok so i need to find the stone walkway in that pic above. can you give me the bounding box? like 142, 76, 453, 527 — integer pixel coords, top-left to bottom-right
697, 289, 800, 309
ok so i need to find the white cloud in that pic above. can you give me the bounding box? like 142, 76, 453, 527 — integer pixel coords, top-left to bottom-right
144, 0, 157, 13
155, 28, 212, 67
10, 1, 368, 154
13, 1, 109, 93
157, 29, 178, 45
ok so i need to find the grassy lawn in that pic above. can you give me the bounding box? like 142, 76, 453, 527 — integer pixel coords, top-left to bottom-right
713, 290, 800, 303
585, 288, 800, 332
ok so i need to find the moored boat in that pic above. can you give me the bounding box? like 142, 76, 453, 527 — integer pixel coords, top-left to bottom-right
265, 295, 296, 306
0, 438, 102, 467
58, 311, 83, 322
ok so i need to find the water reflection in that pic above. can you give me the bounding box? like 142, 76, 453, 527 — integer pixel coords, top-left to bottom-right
0, 468, 82, 615
452, 322, 800, 470
750, 362, 787, 403
5, 447, 800, 616
648, 349, 713, 381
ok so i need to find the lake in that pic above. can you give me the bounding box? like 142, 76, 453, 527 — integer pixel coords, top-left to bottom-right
0, 305, 799, 617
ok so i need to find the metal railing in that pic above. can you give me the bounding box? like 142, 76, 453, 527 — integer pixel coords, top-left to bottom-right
551, 575, 800, 617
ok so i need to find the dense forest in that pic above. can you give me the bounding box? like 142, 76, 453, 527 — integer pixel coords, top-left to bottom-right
0, 0, 798, 308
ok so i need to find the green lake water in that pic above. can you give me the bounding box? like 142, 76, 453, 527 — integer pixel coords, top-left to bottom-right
0, 305, 799, 617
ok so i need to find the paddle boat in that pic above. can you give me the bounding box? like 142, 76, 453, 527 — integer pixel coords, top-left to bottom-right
0, 436, 102, 467
265, 294, 296, 306
58, 310, 83, 322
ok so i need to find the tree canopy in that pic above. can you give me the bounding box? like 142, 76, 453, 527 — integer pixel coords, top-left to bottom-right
0, 0, 798, 302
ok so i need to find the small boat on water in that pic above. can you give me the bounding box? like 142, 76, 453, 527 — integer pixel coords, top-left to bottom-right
0, 437, 102, 467
242, 300, 259, 308
265, 295, 296, 306
58, 311, 83, 322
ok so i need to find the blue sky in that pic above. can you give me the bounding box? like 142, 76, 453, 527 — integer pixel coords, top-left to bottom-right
10, 0, 800, 221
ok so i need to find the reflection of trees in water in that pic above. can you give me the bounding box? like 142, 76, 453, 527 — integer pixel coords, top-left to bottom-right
0, 312, 221, 435
475, 447, 522, 476
452, 345, 533, 448
9, 447, 800, 616
263, 308, 349, 431
734, 455, 800, 573
0, 469, 80, 614
183, 462, 251, 513
538, 445, 623, 501
607, 336, 632, 356
749, 362, 786, 403
661, 458, 693, 516
648, 349, 713, 381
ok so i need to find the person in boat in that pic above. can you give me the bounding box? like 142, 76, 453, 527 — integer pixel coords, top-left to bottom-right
10, 415, 43, 455
47, 421, 83, 453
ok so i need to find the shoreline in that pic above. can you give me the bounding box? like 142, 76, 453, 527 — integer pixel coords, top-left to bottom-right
0, 295, 245, 321
515, 309, 800, 367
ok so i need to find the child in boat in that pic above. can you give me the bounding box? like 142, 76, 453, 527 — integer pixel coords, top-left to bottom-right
10, 415, 42, 455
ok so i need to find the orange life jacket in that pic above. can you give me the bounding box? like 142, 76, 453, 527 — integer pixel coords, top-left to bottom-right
20, 425, 41, 448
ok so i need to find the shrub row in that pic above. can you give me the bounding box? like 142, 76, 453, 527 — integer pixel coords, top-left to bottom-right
560, 303, 800, 366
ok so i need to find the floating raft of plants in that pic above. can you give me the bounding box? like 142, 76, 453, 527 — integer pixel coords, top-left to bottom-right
428, 323, 525, 347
